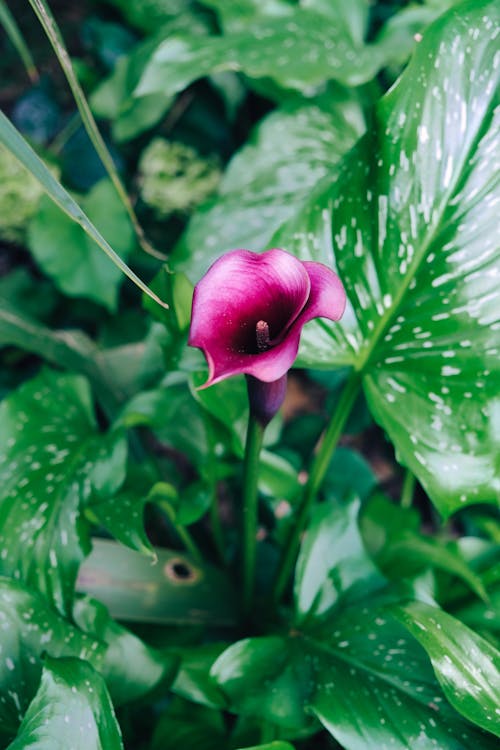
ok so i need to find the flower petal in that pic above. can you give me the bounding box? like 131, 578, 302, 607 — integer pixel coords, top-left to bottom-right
189, 249, 311, 385
236, 261, 346, 384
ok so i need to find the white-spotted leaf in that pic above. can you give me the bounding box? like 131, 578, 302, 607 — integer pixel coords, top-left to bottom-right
0, 369, 127, 615
392, 600, 500, 736
6, 656, 123, 750
274, 0, 500, 516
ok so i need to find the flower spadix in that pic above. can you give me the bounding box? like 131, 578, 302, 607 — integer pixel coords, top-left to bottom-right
189, 248, 346, 413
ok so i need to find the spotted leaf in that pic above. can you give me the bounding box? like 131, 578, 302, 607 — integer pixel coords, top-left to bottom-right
211, 602, 499, 749
0, 580, 176, 743
6, 656, 123, 750
0, 369, 127, 615
274, 0, 500, 516
136, 8, 383, 100
392, 601, 500, 736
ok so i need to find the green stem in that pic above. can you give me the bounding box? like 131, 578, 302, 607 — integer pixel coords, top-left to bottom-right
241, 413, 265, 616
28, 0, 167, 261
271, 370, 361, 606
158, 499, 203, 564
400, 469, 416, 509
203, 413, 226, 564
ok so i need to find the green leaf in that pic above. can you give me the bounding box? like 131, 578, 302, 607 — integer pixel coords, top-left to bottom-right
28, 179, 135, 310
77, 538, 238, 627
0, 0, 38, 82
0, 110, 166, 308
0, 576, 177, 741
235, 744, 295, 750
274, 0, 500, 516
172, 643, 228, 709
6, 656, 123, 750
211, 602, 499, 748
136, 9, 383, 100
152, 698, 227, 750
172, 93, 365, 280
72, 596, 178, 705
392, 601, 500, 736
360, 494, 490, 602
0, 369, 127, 615
294, 498, 383, 621
322, 446, 377, 501
0, 579, 103, 741
198, 0, 294, 32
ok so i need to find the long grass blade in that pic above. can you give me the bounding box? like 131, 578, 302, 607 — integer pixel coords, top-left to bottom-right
0, 0, 38, 82
0, 110, 168, 308
28, 0, 167, 260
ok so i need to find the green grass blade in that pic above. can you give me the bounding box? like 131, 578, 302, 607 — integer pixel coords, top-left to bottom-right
0, 0, 38, 82
0, 110, 168, 308
28, 0, 167, 260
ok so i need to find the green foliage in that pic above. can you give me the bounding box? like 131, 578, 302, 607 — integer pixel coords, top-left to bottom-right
138, 138, 221, 217
273, 0, 500, 516
0, 369, 127, 615
28, 179, 136, 310
0, 0, 499, 747
6, 656, 123, 750
0, 144, 52, 244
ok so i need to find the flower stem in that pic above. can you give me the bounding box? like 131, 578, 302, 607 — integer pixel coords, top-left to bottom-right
241, 412, 265, 616
158, 499, 203, 564
400, 469, 416, 509
271, 370, 361, 606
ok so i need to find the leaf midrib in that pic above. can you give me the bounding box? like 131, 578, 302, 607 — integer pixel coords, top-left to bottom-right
353, 50, 498, 374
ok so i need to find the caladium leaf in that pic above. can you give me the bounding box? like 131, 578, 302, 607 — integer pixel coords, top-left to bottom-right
274, 0, 500, 516
392, 601, 500, 736
6, 656, 123, 750
0, 369, 127, 615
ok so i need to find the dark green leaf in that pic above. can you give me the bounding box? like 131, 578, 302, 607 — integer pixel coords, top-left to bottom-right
212, 602, 499, 748
120, 382, 209, 465
323, 446, 377, 501
72, 596, 178, 705
77, 539, 238, 627
0, 369, 127, 615
28, 179, 135, 311
6, 656, 123, 750
0, 576, 176, 741
235, 744, 295, 750
172, 643, 228, 709
294, 498, 382, 621
392, 600, 500, 736
274, 0, 500, 516
152, 698, 227, 750
360, 494, 490, 601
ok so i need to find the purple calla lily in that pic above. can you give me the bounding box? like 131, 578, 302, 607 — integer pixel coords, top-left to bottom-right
189, 248, 346, 390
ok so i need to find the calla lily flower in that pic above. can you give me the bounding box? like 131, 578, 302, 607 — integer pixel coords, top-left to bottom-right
189, 248, 346, 390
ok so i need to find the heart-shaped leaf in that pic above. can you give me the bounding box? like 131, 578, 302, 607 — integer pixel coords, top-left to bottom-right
274, 0, 500, 516
0, 369, 127, 615
392, 600, 500, 736
6, 656, 123, 750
